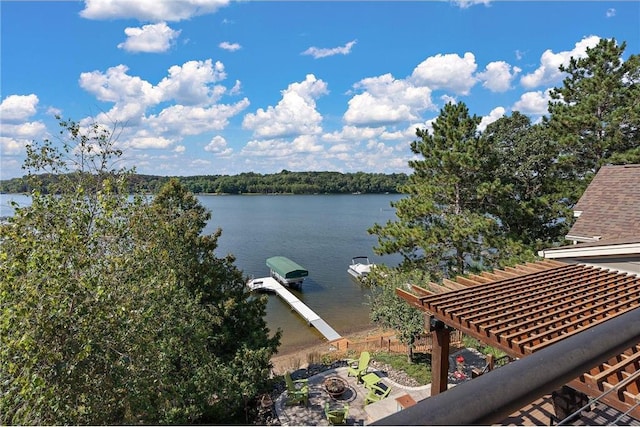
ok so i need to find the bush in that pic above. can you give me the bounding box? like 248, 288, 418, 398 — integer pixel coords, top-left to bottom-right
370, 352, 432, 385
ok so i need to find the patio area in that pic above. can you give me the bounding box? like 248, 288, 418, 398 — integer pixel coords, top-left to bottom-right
274, 365, 432, 426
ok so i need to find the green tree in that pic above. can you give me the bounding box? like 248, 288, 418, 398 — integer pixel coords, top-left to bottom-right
547, 38, 640, 194
370, 102, 506, 280
366, 267, 427, 362
0, 117, 279, 425
481, 112, 569, 250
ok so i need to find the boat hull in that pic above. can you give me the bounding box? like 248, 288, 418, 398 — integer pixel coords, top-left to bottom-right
348, 257, 373, 279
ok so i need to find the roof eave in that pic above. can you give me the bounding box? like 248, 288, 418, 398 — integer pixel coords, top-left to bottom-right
539, 242, 640, 259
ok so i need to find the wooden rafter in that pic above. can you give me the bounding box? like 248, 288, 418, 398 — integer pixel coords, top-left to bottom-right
397, 259, 640, 419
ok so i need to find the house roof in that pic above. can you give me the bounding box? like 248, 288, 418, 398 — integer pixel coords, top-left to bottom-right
567, 164, 640, 244
397, 259, 640, 419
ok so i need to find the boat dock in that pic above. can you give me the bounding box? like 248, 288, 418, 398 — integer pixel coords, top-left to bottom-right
266, 256, 308, 288
248, 277, 342, 342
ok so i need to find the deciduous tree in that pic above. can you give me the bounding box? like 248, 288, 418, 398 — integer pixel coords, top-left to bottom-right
366, 267, 427, 363
0, 117, 279, 425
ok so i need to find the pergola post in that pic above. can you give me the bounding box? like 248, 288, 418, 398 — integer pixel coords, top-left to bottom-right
430, 319, 450, 396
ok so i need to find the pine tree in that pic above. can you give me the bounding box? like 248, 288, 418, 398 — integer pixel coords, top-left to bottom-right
370, 102, 506, 280
547, 38, 640, 192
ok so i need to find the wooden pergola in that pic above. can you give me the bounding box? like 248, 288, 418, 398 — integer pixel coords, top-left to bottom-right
397, 259, 640, 419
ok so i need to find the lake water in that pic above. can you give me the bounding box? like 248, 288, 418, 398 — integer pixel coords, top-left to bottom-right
1, 193, 404, 354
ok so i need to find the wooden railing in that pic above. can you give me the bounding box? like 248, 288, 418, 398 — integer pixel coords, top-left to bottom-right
329, 329, 464, 355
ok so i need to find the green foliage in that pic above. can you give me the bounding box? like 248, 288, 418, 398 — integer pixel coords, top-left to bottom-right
481, 112, 572, 251
370, 102, 516, 279
547, 38, 640, 195
1, 170, 408, 195
0, 117, 279, 425
366, 267, 427, 362
369, 39, 638, 284
461, 336, 506, 359
370, 352, 432, 385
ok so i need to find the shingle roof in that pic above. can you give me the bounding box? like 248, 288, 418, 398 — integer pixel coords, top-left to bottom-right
568, 164, 640, 243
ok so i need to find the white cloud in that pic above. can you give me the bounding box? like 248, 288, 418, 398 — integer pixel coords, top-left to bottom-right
1, 121, 48, 140
127, 135, 174, 149
411, 52, 478, 95
144, 100, 250, 136
520, 35, 601, 88
440, 94, 457, 105
117, 22, 181, 53
412, 117, 438, 137
241, 135, 323, 158
77, 59, 249, 154
80, 0, 230, 22
229, 80, 242, 95
477, 61, 521, 92
512, 90, 551, 115
79, 59, 238, 131
0, 95, 47, 157
174, 145, 185, 153
478, 106, 506, 132
0, 122, 47, 156
302, 40, 357, 59
606, 8, 616, 18
452, 0, 491, 9
157, 59, 228, 105
80, 64, 159, 105
0, 94, 39, 121
242, 74, 328, 139
322, 125, 385, 144
205, 135, 233, 156
0, 137, 25, 156
327, 143, 351, 154
219, 41, 241, 52
344, 73, 434, 126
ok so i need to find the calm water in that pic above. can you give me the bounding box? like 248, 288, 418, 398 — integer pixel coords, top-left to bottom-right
1, 193, 404, 353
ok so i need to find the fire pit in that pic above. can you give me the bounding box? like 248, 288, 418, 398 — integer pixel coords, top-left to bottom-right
323, 376, 348, 399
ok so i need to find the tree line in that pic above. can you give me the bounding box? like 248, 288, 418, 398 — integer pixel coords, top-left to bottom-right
0, 170, 407, 195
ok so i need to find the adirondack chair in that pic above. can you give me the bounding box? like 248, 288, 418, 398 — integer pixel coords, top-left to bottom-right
325, 402, 349, 425
284, 371, 309, 406
365, 381, 391, 405
346, 351, 370, 382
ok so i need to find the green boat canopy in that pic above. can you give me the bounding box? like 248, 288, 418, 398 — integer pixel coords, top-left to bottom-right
266, 256, 308, 280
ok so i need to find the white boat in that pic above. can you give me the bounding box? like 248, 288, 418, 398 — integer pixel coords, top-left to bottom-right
348, 256, 374, 279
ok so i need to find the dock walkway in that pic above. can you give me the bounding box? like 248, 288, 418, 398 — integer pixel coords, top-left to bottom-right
248, 277, 341, 342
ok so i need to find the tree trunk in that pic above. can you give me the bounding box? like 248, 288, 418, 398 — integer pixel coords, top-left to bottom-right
407, 342, 414, 363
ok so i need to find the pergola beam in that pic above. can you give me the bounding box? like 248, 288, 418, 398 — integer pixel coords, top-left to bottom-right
394, 260, 640, 419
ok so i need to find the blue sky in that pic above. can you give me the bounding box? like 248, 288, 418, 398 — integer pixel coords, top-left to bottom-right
1, 1, 639, 179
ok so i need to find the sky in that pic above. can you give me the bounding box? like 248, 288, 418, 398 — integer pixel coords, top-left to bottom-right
1, 1, 639, 180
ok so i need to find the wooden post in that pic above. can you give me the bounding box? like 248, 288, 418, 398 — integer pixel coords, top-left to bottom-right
431, 325, 450, 396
486, 353, 495, 371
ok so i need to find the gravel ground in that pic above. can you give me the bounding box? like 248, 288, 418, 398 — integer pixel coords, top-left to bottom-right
254, 348, 489, 425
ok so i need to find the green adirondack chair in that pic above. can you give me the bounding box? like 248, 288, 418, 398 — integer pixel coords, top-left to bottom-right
346, 351, 370, 382
284, 371, 309, 406
365, 381, 391, 405
325, 402, 349, 425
